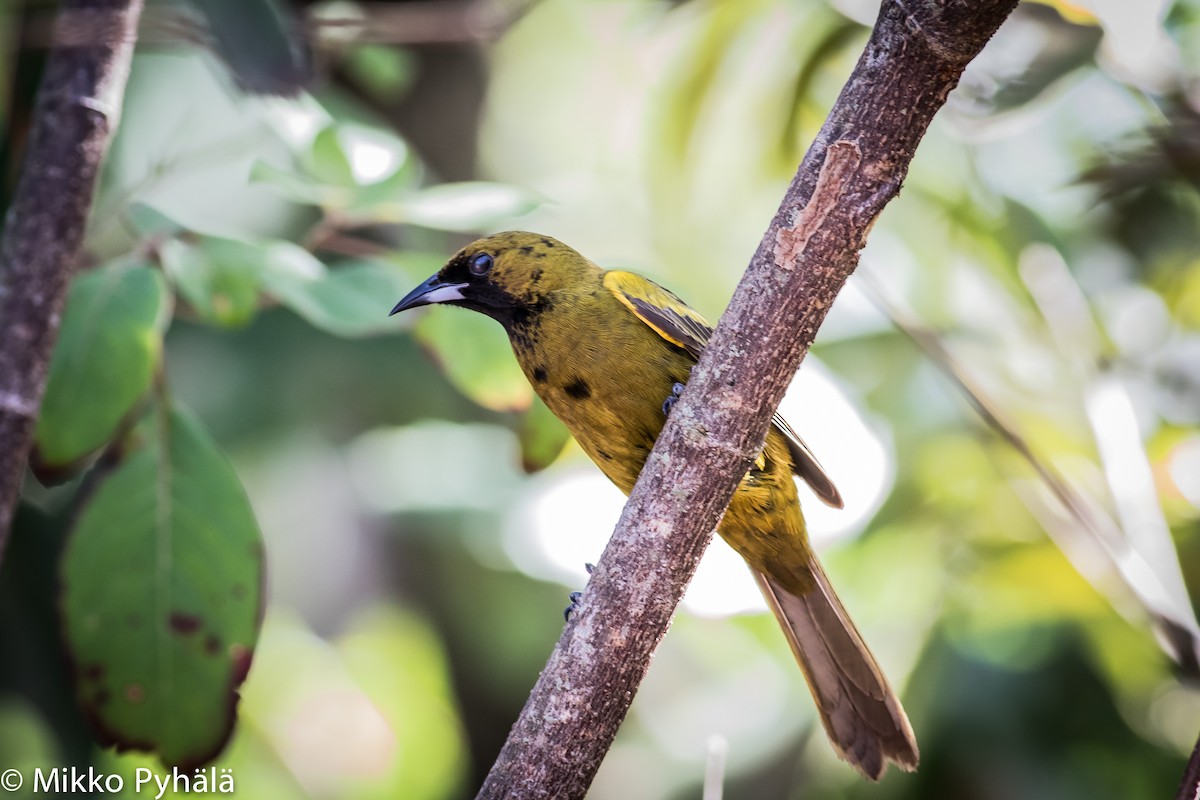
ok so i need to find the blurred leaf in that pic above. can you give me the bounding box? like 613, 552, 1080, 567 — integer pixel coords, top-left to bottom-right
305, 126, 356, 187
249, 159, 350, 208
967, 543, 1109, 630
0, 700, 59, 783
126, 203, 187, 238
655, 0, 766, 178
1171, 262, 1200, 329
345, 163, 422, 216
517, 396, 569, 472
254, 245, 411, 337
983, 4, 1102, 113
1080, 96, 1200, 263
163, 234, 431, 338
341, 44, 417, 104
415, 307, 532, 412
374, 182, 539, 232
253, 121, 419, 216
187, 0, 312, 95
160, 238, 263, 328
778, 14, 864, 167
35, 262, 169, 469
1025, 0, 1099, 25
61, 406, 263, 768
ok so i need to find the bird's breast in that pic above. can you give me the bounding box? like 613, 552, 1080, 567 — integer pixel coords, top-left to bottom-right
509, 301, 692, 494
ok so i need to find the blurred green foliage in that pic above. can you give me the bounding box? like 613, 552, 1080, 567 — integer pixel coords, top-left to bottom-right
0, 0, 1198, 798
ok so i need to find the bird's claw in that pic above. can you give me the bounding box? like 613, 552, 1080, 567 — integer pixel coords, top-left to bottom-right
662, 382, 686, 417
564, 591, 584, 621
563, 564, 596, 620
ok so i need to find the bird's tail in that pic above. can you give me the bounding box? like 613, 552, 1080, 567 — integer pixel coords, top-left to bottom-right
753, 560, 919, 780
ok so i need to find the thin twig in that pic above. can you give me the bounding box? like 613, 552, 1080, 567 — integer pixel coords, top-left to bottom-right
858, 273, 1200, 675
474, 2, 1020, 797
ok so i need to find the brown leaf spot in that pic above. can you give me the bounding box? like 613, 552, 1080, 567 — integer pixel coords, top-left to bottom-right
229, 643, 253, 684
124, 684, 145, 704
84, 663, 105, 681
204, 634, 221, 655
168, 612, 202, 634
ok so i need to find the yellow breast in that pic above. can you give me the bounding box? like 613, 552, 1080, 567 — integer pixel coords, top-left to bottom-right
509, 284, 692, 493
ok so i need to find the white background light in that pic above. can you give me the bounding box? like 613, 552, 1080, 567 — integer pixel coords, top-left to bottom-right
504, 358, 895, 617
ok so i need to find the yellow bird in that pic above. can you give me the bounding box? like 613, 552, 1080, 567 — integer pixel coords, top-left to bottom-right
391, 231, 918, 779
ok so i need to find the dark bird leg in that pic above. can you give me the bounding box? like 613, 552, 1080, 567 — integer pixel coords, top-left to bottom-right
661, 382, 686, 416
564, 592, 583, 621
563, 563, 596, 621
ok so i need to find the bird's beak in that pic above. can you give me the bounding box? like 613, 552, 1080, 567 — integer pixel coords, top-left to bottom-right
389, 274, 469, 316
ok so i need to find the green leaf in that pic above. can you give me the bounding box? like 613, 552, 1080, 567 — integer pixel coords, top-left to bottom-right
342, 158, 424, 217
61, 406, 264, 768
249, 159, 350, 208
374, 182, 539, 232
341, 44, 417, 103
305, 125, 356, 187
337, 124, 414, 187
258, 245, 430, 337
35, 263, 169, 468
126, 203, 186, 238
517, 396, 570, 472
415, 306, 532, 411
159, 238, 262, 328
653, 0, 767, 181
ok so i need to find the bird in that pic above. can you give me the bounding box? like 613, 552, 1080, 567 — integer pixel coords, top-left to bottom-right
390, 230, 918, 779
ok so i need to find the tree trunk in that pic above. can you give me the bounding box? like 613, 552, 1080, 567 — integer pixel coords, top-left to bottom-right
0, 0, 144, 559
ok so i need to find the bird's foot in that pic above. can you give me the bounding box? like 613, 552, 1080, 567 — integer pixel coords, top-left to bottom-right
563, 563, 596, 621
564, 591, 583, 621
662, 382, 686, 417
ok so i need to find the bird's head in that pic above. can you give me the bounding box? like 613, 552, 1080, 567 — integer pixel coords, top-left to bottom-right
390, 231, 597, 328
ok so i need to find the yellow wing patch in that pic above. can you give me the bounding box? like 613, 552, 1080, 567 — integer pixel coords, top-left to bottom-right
603, 269, 842, 508
603, 270, 713, 358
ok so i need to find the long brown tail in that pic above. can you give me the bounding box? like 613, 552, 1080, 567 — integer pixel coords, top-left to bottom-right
754, 560, 919, 780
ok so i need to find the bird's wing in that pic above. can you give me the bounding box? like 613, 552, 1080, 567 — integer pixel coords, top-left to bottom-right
603, 270, 843, 509
603, 270, 712, 358
769, 413, 844, 509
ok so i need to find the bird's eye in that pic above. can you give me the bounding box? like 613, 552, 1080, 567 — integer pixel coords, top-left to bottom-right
469, 252, 494, 277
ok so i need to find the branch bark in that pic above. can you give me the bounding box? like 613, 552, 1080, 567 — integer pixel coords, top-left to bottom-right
476, 1, 1018, 797
0, 0, 144, 558
1175, 728, 1200, 800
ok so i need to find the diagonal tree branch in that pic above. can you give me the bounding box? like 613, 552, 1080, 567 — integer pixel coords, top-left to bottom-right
0, 0, 144, 560
1175, 731, 1200, 800
477, 1, 1019, 797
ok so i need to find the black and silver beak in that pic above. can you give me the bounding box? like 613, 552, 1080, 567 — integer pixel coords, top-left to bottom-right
389, 274, 469, 316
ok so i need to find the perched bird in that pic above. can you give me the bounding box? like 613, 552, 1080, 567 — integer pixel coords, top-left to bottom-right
391, 231, 918, 779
